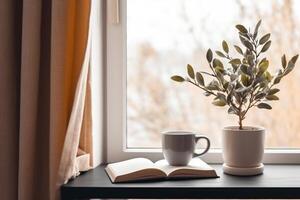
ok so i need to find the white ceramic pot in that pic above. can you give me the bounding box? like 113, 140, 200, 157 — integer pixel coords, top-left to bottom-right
222, 126, 265, 176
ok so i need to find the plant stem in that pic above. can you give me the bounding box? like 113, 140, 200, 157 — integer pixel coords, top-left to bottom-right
199, 71, 216, 77
238, 101, 243, 130
239, 114, 243, 130
187, 80, 217, 96
235, 32, 260, 129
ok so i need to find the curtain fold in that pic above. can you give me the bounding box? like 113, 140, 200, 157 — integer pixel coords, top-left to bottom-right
51, 0, 93, 187
57, 22, 93, 183
0, 0, 95, 199
0, 0, 22, 199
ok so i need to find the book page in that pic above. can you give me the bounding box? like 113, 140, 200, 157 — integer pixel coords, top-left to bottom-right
154, 158, 217, 177
106, 158, 167, 182
107, 158, 154, 176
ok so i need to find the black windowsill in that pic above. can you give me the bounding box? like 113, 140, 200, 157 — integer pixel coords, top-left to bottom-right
61, 164, 300, 199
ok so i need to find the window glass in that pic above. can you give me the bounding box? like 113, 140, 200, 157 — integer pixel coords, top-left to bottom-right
127, 0, 300, 148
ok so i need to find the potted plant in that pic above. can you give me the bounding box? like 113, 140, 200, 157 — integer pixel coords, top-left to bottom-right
171, 20, 298, 176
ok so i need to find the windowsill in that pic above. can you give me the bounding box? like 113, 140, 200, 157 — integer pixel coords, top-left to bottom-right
108, 148, 300, 164
61, 164, 300, 199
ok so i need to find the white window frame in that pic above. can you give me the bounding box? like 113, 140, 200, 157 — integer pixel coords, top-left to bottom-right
106, 0, 300, 164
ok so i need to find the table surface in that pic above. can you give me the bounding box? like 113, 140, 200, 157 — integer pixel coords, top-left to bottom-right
61, 164, 300, 199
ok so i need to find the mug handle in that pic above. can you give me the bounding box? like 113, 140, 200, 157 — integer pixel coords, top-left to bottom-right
193, 135, 210, 157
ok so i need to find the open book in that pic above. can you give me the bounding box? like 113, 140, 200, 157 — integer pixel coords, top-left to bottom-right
105, 158, 218, 183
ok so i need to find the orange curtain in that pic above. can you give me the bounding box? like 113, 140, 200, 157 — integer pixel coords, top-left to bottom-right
0, 0, 93, 199
51, 0, 93, 188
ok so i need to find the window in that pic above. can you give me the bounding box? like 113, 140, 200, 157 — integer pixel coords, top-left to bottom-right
107, 0, 300, 163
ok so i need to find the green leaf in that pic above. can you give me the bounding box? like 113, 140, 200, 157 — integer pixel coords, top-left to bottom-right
217, 71, 226, 82
284, 60, 296, 75
223, 82, 229, 90
291, 54, 299, 64
283, 58, 297, 76
281, 54, 287, 69
253, 19, 262, 39
239, 35, 246, 45
240, 64, 249, 75
259, 33, 271, 45
260, 40, 271, 53
231, 64, 239, 72
257, 103, 272, 110
227, 106, 237, 114
241, 74, 250, 86
259, 81, 269, 90
215, 92, 227, 102
196, 72, 204, 86
239, 32, 250, 39
259, 80, 268, 89
234, 45, 243, 55
222, 40, 229, 53
233, 90, 242, 103
215, 51, 226, 58
206, 49, 213, 63
236, 24, 248, 33
206, 85, 219, 91
264, 71, 272, 82
266, 95, 279, 101
240, 38, 253, 51
215, 66, 225, 74
212, 99, 226, 106
273, 76, 281, 84
171, 75, 185, 82
255, 92, 266, 100
187, 64, 195, 79
253, 76, 263, 86
229, 58, 241, 65
288, 60, 295, 68
204, 92, 211, 96
258, 60, 269, 75
268, 88, 280, 95
213, 58, 224, 69
246, 54, 255, 66
234, 45, 244, 55
206, 80, 220, 91
259, 57, 267, 64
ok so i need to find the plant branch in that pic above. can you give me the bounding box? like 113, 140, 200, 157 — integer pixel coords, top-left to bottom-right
238, 99, 243, 129
208, 63, 227, 92
241, 92, 255, 120
187, 80, 217, 96
199, 71, 216, 77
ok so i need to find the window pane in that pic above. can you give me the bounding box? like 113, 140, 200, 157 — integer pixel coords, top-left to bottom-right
127, 0, 300, 148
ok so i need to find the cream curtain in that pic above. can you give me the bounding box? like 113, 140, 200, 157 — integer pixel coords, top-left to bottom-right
0, 0, 96, 199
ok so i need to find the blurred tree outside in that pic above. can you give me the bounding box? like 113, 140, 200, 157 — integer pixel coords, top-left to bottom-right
127, 0, 300, 148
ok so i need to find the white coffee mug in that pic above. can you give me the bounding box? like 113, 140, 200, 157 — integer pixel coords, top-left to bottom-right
162, 131, 210, 166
